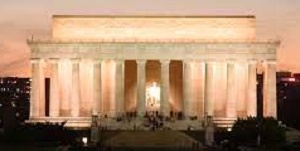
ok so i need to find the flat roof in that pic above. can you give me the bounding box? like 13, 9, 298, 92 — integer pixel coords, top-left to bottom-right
52, 14, 256, 41
53, 15, 255, 19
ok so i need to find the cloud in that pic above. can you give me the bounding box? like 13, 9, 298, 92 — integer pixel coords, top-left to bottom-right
0, 57, 30, 77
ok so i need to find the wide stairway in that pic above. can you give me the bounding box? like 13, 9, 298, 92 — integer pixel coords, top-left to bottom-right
103, 131, 202, 148
100, 117, 204, 130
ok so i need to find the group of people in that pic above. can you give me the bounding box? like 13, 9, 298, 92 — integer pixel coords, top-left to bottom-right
143, 111, 165, 130
98, 110, 201, 130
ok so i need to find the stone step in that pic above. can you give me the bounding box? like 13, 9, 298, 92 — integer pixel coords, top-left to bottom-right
103, 131, 203, 148
100, 118, 204, 130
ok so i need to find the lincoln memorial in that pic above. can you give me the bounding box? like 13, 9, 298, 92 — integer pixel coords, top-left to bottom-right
27, 15, 279, 129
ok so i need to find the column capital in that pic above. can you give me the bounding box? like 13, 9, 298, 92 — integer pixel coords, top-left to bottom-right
248, 59, 258, 64
205, 59, 216, 64
264, 60, 276, 65
183, 59, 193, 64
194, 59, 205, 63
48, 58, 59, 64
70, 58, 81, 64
136, 59, 147, 65
93, 58, 103, 64
160, 59, 170, 64
30, 58, 42, 64
226, 59, 236, 64
115, 59, 124, 64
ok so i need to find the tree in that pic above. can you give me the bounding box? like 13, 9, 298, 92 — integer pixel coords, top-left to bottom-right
231, 116, 285, 147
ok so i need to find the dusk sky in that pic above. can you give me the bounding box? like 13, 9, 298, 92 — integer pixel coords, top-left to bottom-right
0, 0, 299, 77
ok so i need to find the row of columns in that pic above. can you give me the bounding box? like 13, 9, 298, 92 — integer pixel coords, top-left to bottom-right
30, 59, 277, 119
30, 59, 126, 118
134, 59, 276, 118
224, 61, 258, 118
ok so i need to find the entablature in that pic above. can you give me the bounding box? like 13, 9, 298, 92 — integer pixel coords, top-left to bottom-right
28, 41, 279, 61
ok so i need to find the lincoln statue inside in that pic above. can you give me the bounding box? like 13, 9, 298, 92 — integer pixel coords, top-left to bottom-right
27, 15, 279, 129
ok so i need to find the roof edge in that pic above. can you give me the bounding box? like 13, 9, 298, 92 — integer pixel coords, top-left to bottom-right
52, 14, 255, 19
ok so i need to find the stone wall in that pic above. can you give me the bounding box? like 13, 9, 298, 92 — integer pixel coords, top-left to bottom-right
52, 15, 256, 41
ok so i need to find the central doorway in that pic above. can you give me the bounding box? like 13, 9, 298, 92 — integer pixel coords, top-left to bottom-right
146, 82, 161, 111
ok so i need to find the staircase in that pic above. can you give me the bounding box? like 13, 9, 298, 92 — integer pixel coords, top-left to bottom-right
213, 117, 236, 128
103, 131, 202, 148
99, 117, 204, 130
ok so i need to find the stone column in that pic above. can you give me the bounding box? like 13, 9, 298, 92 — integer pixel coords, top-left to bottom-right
39, 60, 46, 117
30, 59, 39, 118
226, 61, 237, 118
49, 59, 59, 117
205, 61, 214, 117
115, 59, 125, 117
71, 59, 81, 117
263, 61, 277, 118
59, 59, 71, 116
136, 60, 146, 116
198, 61, 206, 118
183, 60, 193, 117
30, 59, 45, 117
93, 59, 102, 116
160, 60, 170, 116
247, 61, 257, 117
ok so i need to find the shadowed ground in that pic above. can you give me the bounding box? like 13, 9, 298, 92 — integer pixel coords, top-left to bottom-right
0, 142, 59, 151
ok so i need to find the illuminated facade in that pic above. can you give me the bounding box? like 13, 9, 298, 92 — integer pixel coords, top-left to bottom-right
27, 15, 279, 128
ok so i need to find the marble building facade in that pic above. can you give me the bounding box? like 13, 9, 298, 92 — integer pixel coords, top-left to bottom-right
27, 15, 279, 128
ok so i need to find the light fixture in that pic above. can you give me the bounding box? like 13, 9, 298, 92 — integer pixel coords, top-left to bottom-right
82, 137, 88, 146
